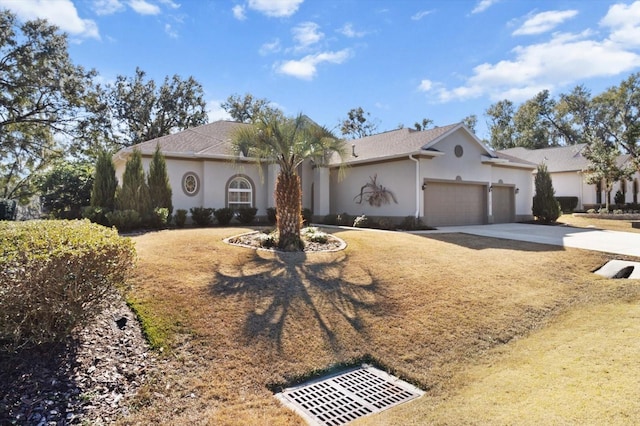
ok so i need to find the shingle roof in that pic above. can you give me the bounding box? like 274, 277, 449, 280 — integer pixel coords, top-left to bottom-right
499, 144, 632, 172
329, 123, 477, 165
117, 120, 250, 158
115, 120, 529, 169
499, 144, 589, 172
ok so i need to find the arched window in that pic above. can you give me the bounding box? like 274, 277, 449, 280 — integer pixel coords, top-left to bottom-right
228, 176, 253, 209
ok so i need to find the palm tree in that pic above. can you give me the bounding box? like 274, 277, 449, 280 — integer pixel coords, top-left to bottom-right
232, 114, 345, 251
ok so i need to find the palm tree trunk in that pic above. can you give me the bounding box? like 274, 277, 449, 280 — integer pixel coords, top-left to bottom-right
275, 172, 303, 251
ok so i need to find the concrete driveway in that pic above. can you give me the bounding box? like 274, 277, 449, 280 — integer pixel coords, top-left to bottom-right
421, 223, 640, 257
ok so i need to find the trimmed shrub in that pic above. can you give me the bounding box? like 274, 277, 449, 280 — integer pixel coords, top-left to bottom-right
336, 212, 352, 226
190, 207, 214, 227
149, 207, 170, 229
353, 214, 369, 228
323, 214, 337, 225
0, 199, 17, 221
0, 220, 136, 351
106, 209, 141, 232
266, 207, 277, 225
82, 205, 109, 226
257, 230, 278, 248
174, 209, 188, 228
399, 216, 430, 230
614, 190, 625, 206
214, 207, 234, 226
302, 226, 329, 243
237, 207, 258, 225
555, 196, 579, 214
302, 208, 313, 226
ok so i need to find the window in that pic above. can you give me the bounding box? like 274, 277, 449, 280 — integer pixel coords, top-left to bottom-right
182, 172, 200, 196
454, 145, 464, 158
228, 176, 252, 209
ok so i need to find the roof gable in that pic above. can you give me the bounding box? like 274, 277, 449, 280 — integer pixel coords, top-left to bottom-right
331, 123, 493, 165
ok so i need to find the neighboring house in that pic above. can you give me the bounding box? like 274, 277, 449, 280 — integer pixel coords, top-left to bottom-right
500, 144, 640, 210
114, 120, 536, 227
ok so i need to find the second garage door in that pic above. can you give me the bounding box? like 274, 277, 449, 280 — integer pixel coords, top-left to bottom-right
424, 181, 487, 227
491, 185, 515, 224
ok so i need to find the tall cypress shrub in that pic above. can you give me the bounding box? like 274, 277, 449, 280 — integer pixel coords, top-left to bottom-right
116, 149, 150, 220
532, 163, 560, 223
147, 144, 173, 214
91, 150, 117, 210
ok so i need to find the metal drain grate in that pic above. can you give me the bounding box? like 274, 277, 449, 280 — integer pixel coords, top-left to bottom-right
275, 365, 423, 425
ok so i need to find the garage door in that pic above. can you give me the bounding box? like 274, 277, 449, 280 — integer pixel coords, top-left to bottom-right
492, 186, 515, 224
424, 182, 486, 227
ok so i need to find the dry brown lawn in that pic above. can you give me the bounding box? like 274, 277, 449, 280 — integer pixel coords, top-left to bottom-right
558, 213, 640, 233
120, 227, 640, 425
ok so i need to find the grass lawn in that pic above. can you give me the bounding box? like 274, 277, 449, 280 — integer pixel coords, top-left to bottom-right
120, 227, 640, 425
558, 213, 640, 233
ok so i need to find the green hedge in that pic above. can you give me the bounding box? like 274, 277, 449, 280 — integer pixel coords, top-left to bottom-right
555, 196, 579, 213
0, 220, 136, 351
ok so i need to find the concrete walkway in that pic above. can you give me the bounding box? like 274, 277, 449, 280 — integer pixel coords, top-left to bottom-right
418, 223, 640, 257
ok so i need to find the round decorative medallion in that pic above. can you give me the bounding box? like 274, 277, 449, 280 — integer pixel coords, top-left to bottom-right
454, 145, 464, 157
182, 173, 199, 196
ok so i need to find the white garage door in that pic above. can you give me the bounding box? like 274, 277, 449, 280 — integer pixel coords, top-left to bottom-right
492, 186, 515, 224
424, 182, 486, 227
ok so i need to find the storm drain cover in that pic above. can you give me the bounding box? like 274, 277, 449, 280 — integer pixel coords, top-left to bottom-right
275, 364, 424, 425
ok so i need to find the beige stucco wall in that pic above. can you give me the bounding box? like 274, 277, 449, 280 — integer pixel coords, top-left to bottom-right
330, 129, 535, 221
115, 156, 272, 215
331, 159, 417, 217
425, 132, 493, 183
546, 170, 640, 210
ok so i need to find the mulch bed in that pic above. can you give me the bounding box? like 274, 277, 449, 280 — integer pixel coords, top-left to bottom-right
0, 297, 157, 425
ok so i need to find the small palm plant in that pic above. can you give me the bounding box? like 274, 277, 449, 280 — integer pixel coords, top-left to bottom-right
232, 114, 345, 251
353, 174, 398, 207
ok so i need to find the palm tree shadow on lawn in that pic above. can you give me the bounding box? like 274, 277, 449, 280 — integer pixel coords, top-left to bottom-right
209, 249, 389, 353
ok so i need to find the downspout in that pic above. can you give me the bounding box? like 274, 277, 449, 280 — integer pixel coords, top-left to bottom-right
409, 154, 420, 218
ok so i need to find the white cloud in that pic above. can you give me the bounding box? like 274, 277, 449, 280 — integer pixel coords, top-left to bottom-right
207, 100, 233, 122
426, 29, 640, 103
232, 4, 246, 20
338, 23, 366, 38
128, 0, 161, 15
165, 23, 178, 38
411, 10, 433, 21
276, 49, 351, 80
248, 0, 303, 18
601, 1, 640, 48
418, 79, 433, 92
0, 0, 100, 39
292, 22, 323, 50
513, 10, 578, 36
259, 38, 281, 55
93, 0, 125, 15
158, 0, 180, 9
471, 0, 499, 14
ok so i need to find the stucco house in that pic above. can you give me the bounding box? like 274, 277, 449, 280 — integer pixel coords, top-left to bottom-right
114, 120, 536, 227
500, 144, 640, 210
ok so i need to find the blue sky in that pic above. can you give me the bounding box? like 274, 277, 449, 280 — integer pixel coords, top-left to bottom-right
2, 0, 640, 140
